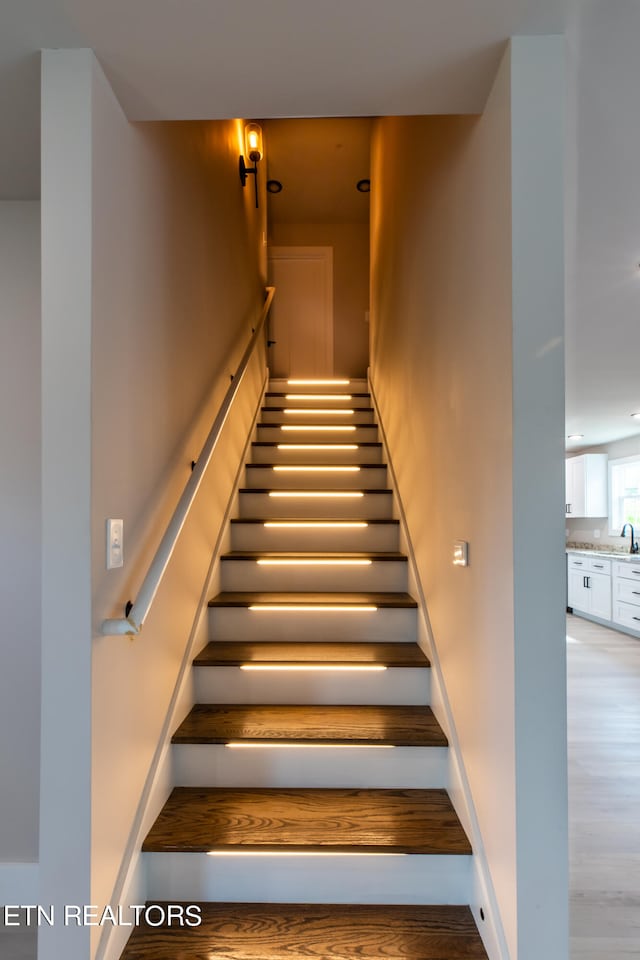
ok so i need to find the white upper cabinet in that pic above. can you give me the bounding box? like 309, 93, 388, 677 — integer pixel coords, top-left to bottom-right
565, 454, 608, 518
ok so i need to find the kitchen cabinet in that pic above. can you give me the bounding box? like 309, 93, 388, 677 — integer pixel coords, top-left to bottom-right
567, 551, 640, 636
567, 554, 612, 620
565, 454, 608, 518
612, 560, 640, 633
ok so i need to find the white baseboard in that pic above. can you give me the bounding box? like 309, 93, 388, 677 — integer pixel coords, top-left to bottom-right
0, 863, 39, 905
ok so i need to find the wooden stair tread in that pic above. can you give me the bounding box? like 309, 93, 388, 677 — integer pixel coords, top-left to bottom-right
120, 902, 488, 959
193, 641, 430, 667
252, 440, 383, 447
208, 591, 418, 608
251, 438, 382, 447
239, 487, 392, 494
172, 704, 447, 746
142, 787, 471, 854
220, 551, 407, 561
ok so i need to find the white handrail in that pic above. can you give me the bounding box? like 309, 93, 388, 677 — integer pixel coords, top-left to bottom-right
102, 286, 275, 636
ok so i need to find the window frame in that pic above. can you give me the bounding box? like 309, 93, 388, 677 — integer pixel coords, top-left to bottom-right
608, 454, 640, 535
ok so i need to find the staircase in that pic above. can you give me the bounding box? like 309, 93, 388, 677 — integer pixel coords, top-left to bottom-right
121, 378, 488, 959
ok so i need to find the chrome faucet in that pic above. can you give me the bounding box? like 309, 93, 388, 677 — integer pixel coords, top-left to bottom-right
620, 523, 639, 554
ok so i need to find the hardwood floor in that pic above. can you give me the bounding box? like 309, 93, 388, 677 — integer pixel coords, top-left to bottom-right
567, 614, 640, 959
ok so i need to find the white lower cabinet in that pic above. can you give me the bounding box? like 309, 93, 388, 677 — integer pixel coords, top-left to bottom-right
567, 554, 612, 621
588, 572, 613, 620
612, 600, 640, 631
567, 568, 589, 612
568, 552, 640, 636
612, 560, 640, 631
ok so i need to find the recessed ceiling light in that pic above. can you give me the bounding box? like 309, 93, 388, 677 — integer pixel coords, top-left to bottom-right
567, 434, 584, 440
632, 413, 640, 420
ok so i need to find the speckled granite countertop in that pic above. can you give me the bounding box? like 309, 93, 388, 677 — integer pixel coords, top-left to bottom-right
566, 544, 640, 562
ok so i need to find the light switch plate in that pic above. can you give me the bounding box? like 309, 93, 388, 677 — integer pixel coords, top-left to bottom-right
106, 519, 124, 569
453, 540, 469, 567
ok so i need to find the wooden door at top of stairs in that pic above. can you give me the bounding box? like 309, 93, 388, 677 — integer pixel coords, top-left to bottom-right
267, 246, 333, 378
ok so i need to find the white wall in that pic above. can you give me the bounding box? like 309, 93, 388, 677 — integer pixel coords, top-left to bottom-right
369, 38, 567, 960
40, 49, 266, 960
0, 202, 41, 877
40, 50, 93, 959
510, 36, 567, 960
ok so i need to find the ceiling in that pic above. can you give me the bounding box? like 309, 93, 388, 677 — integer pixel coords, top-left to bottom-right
264, 118, 372, 225
1, 0, 564, 199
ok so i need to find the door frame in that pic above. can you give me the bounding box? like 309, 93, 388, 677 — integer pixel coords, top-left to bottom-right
267, 246, 334, 376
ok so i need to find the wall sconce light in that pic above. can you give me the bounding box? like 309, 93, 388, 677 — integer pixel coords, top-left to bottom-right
239, 122, 263, 209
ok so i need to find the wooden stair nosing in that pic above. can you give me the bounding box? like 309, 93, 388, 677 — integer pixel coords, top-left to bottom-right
120, 902, 488, 960
238, 487, 392, 494
207, 591, 418, 608
142, 787, 472, 855
265, 391, 371, 398
171, 704, 448, 746
252, 440, 383, 447
193, 640, 430, 667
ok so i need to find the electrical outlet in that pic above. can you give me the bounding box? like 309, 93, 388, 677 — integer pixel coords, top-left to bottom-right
593, 529, 601, 539
106, 519, 124, 569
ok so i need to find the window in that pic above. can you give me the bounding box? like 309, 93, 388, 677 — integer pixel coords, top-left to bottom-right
609, 456, 640, 534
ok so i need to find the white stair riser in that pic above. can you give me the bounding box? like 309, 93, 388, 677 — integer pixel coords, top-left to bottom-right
193, 667, 430, 705
238, 492, 393, 520
230, 523, 400, 552
220, 561, 408, 593
172, 744, 447, 788
264, 395, 372, 409
244, 466, 388, 490
257, 425, 379, 443
144, 852, 472, 904
250, 445, 383, 465
268, 379, 369, 394
260, 409, 375, 425
208, 607, 417, 642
